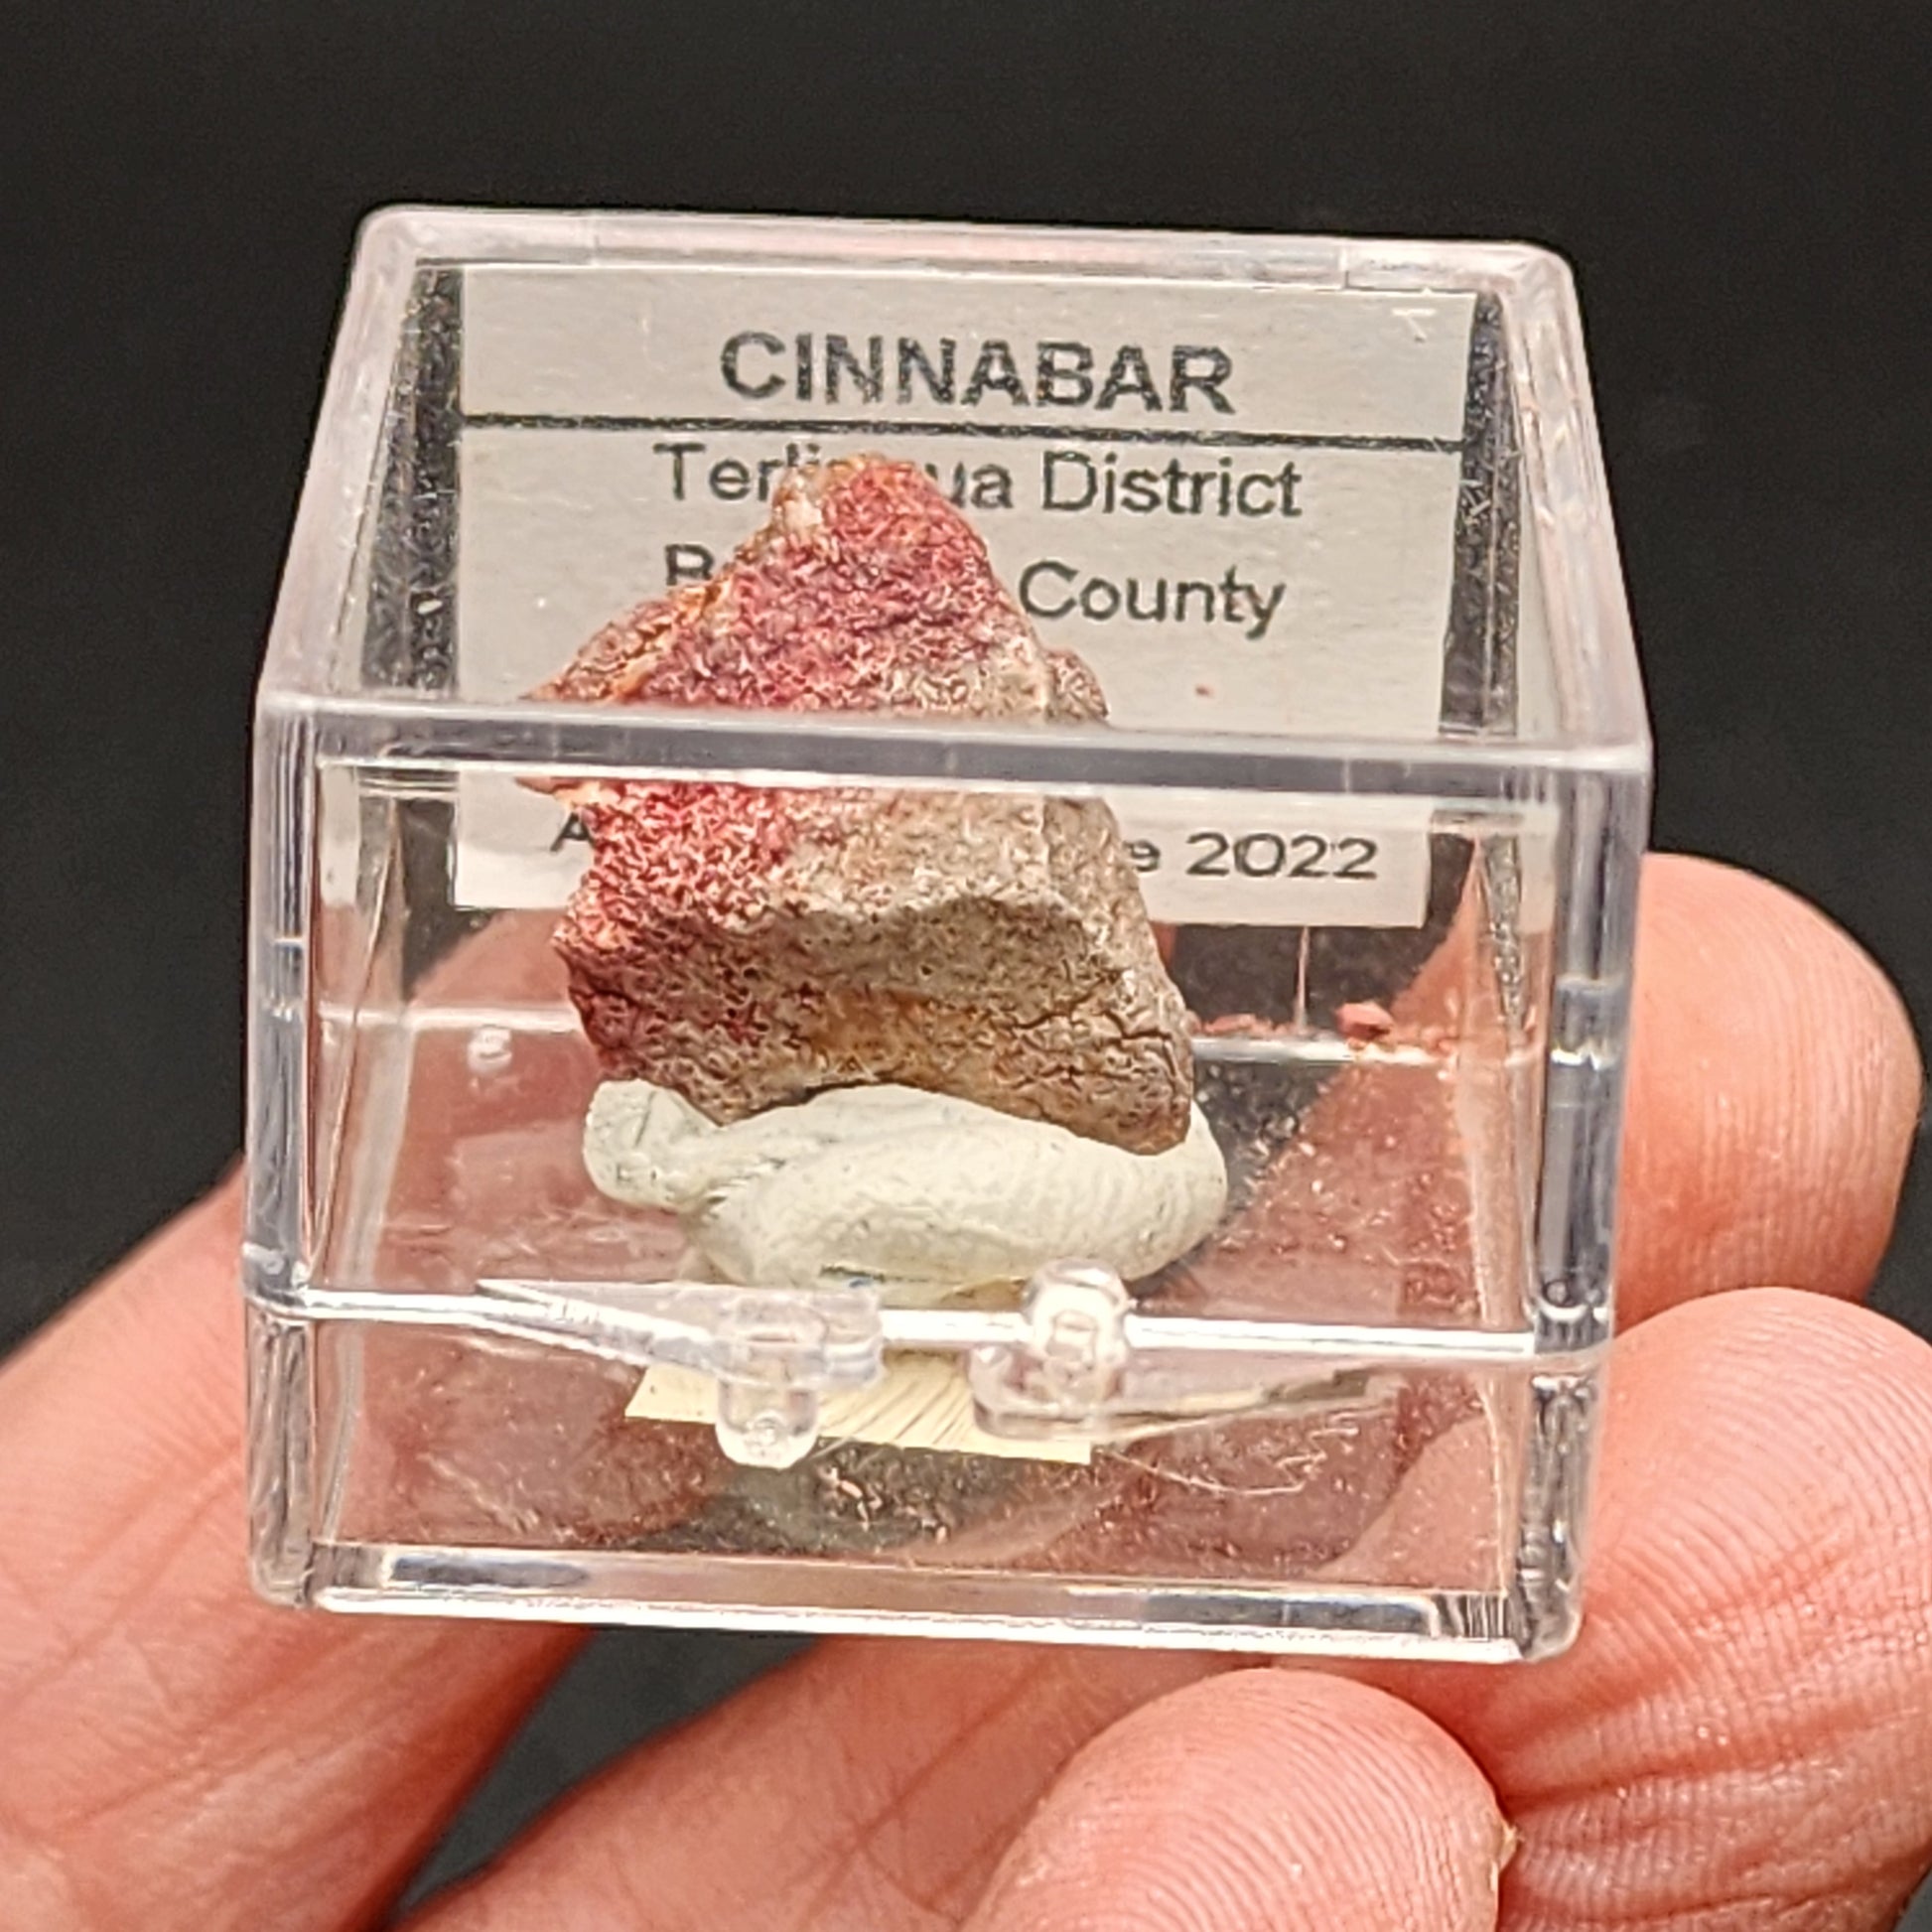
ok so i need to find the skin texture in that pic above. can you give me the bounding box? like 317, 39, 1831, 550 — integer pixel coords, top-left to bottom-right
0, 854, 1923, 1931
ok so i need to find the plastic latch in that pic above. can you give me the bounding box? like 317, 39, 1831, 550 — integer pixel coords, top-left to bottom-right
968, 1260, 1133, 1435
964, 1262, 1386, 1444
474, 1278, 881, 1467
710, 1292, 853, 1470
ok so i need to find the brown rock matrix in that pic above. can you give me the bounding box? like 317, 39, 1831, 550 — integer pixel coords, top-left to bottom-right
533, 456, 1192, 1154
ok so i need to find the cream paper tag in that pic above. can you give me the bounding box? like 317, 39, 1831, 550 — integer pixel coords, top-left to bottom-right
625, 1354, 1093, 1465
625, 1353, 1382, 1464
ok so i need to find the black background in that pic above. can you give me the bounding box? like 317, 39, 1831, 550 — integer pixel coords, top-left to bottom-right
3, 1, 1929, 1915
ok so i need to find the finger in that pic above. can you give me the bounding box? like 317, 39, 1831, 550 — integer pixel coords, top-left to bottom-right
408, 1641, 1221, 1931
0, 1180, 581, 1932
1370, 1290, 1932, 1930
1616, 855, 1922, 1321
963, 1671, 1506, 1932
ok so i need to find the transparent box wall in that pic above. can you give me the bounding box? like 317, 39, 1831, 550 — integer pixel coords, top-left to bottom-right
247, 210, 1648, 1659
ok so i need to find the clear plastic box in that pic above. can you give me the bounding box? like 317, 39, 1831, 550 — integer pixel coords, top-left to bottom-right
245, 208, 1648, 1659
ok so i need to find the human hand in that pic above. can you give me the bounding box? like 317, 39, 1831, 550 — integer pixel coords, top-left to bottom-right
1, 853, 1923, 1931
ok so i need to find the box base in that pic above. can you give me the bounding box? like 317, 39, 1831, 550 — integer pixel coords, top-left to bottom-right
265, 1536, 1572, 1662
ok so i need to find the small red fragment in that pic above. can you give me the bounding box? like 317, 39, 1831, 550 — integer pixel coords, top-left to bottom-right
1336, 1001, 1396, 1044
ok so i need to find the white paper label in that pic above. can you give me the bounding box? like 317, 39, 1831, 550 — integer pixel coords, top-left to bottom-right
452, 773, 1432, 928
450, 263, 1477, 925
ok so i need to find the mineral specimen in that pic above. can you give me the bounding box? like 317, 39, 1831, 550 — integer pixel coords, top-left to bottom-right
534, 456, 1193, 1154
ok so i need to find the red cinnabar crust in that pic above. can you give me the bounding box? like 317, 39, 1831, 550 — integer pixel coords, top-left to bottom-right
535, 457, 1193, 1155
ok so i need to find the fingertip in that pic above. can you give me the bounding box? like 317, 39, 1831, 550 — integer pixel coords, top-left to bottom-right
1619, 854, 1922, 1322
2, 1166, 244, 1425
1603, 1283, 1932, 1552
967, 1670, 1506, 1931
1379, 1288, 1932, 1930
